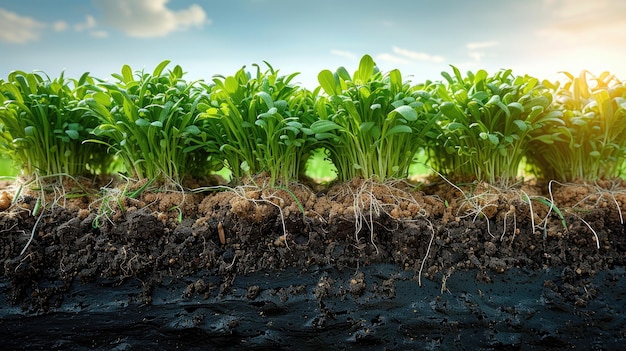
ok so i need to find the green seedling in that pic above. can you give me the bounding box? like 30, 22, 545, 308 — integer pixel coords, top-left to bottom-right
85, 60, 221, 186
428, 66, 561, 186
527, 71, 626, 181
0, 71, 113, 181
200, 62, 319, 186
313, 54, 440, 182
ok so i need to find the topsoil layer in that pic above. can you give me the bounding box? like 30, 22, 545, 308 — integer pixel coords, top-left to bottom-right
0, 176, 625, 350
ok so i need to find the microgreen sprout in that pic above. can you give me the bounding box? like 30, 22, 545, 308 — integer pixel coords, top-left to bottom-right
85, 60, 220, 186
428, 66, 561, 186
527, 71, 626, 181
200, 62, 319, 186
0, 70, 112, 179
313, 54, 440, 182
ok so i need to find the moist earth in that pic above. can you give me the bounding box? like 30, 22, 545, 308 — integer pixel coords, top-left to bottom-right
0, 177, 625, 350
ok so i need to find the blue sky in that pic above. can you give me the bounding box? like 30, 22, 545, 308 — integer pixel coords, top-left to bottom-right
1, 0, 625, 88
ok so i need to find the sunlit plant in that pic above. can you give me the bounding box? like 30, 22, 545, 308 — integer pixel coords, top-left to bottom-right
312, 54, 440, 182
85, 60, 221, 185
200, 62, 319, 186
0, 71, 112, 179
428, 66, 561, 186
527, 71, 626, 181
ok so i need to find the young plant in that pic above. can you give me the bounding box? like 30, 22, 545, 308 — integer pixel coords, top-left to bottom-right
428, 66, 561, 186
527, 71, 626, 181
0, 71, 112, 179
312, 54, 440, 182
200, 62, 319, 186
84, 61, 221, 186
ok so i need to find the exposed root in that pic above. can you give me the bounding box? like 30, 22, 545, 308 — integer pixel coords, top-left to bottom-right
90, 175, 194, 228
583, 180, 624, 225
90, 178, 123, 228
195, 181, 315, 249
350, 179, 380, 255
500, 205, 517, 242
16, 173, 87, 257
432, 171, 570, 245
19, 201, 45, 257
344, 178, 433, 256
578, 216, 600, 250
547, 179, 623, 247
417, 219, 435, 287
440, 266, 455, 294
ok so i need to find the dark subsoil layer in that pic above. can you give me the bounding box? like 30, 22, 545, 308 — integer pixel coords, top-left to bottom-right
0, 178, 625, 350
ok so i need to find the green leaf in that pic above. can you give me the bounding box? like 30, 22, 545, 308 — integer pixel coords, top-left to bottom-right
121, 65, 134, 83
534, 135, 555, 144
256, 91, 274, 108
224, 76, 240, 95
318, 70, 337, 96
255, 119, 268, 128
183, 125, 201, 135
480, 132, 499, 145
391, 105, 417, 122
92, 91, 111, 106
311, 120, 341, 134
65, 129, 79, 140
356, 54, 375, 83
470, 91, 489, 101
172, 65, 183, 79
389, 69, 402, 92
336, 66, 351, 81
440, 102, 466, 120
487, 95, 510, 117
513, 119, 528, 131
315, 132, 339, 140
152, 60, 171, 77
467, 101, 481, 119
447, 122, 465, 131
135, 118, 150, 127
385, 124, 412, 137
360, 121, 375, 133
24, 126, 35, 136
508, 102, 524, 113
451, 65, 463, 83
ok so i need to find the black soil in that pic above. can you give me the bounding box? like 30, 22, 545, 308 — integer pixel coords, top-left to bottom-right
1, 178, 625, 350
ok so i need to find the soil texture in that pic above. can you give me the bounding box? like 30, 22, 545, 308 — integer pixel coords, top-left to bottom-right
0, 176, 625, 350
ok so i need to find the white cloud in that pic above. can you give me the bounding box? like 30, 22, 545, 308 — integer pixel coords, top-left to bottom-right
465, 41, 498, 62
93, 0, 209, 38
468, 52, 485, 62
90, 30, 109, 38
378, 47, 445, 65
0, 8, 45, 44
376, 53, 410, 65
393, 47, 445, 63
75, 15, 97, 32
72, 15, 108, 39
466, 41, 498, 50
330, 50, 357, 60
537, 0, 626, 43
53, 21, 69, 32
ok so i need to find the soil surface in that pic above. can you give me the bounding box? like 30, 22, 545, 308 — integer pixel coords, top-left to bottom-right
0, 176, 625, 350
